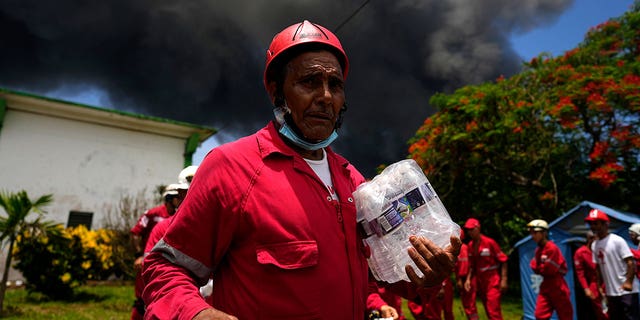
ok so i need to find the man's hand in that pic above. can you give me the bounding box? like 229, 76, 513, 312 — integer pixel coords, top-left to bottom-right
499, 278, 508, 293
584, 288, 594, 299
133, 256, 144, 271
192, 308, 238, 320
379, 305, 399, 320
405, 235, 461, 288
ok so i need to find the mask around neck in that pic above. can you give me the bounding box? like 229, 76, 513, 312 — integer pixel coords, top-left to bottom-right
273, 106, 338, 151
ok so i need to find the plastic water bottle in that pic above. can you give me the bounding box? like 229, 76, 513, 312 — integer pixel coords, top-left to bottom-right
353, 159, 460, 283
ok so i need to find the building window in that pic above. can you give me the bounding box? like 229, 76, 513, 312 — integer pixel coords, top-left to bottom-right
67, 211, 93, 229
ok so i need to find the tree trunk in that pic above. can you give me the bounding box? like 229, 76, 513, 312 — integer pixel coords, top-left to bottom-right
0, 236, 15, 315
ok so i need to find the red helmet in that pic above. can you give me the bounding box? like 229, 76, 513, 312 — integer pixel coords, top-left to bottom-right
263, 20, 349, 90
584, 208, 610, 222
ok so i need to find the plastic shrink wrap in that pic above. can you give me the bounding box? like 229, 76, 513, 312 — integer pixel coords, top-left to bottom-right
353, 159, 460, 283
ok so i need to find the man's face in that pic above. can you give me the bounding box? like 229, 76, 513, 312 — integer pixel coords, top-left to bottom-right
282, 50, 345, 141
630, 231, 639, 245
529, 229, 544, 244
588, 220, 607, 237
465, 226, 480, 240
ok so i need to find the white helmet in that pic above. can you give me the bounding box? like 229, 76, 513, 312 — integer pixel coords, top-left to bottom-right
162, 184, 181, 197
178, 165, 198, 185
527, 219, 549, 231
629, 223, 640, 240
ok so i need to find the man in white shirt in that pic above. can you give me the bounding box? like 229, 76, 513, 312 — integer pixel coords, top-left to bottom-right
585, 208, 639, 320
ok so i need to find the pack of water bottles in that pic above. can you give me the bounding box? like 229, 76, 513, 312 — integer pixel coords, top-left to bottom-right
353, 159, 460, 283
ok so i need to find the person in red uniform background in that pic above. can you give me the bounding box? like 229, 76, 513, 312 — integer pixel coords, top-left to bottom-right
457, 229, 478, 320
629, 223, 640, 280
407, 276, 454, 320
528, 219, 573, 320
574, 231, 608, 320
129, 183, 181, 320
463, 218, 507, 320
142, 20, 461, 320
367, 285, 403, 320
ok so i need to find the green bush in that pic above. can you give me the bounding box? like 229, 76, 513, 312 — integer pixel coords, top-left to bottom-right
12, 225, 118, 300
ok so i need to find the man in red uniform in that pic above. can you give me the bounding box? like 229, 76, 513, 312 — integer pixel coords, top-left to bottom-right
464, 218, 507, 320
528, 219, 573, 320
574, 231, 608, 320
129, 183, 181, 320
457, 230, 478, 320
142, 20, 461, 320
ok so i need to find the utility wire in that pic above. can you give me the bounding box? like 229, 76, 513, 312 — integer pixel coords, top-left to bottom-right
334, 0, 371, 33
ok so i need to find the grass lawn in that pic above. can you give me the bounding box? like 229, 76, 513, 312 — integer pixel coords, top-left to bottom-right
400, 294, 524, 320
1, 282, 524, 319
1, 281, 133, 319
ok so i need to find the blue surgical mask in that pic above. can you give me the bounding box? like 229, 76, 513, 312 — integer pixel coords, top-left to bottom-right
274, 106, 339, 151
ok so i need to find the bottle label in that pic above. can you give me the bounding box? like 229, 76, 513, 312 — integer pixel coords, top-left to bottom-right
370, 183, 434, 236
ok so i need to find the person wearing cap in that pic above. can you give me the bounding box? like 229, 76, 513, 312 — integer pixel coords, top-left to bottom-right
463, 218, 508, 320
130, 183, 181, 320
527, 219, 573, 320
141, 20, 460, 320
586, 208, 639, 320
573, 230, 609, 320
456, 229, 478, 320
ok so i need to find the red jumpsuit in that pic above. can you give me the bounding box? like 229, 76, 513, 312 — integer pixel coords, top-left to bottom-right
573, 245, 608, 320
129, 204, 169, 320
142, 123, 423, 319
530, 240, 573, 320
457, 243, 478, 320
408, 277, 454, 320
468, 235, 507, 320
631, 248, 640, 279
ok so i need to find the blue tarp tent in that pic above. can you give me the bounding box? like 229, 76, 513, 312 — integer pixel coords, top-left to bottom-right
514, 201, 639, 320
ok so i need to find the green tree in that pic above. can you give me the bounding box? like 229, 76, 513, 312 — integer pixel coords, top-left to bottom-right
408, 3, 640, 249
0, 190, 55, 314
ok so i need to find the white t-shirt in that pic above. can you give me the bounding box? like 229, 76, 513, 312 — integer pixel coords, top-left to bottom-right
591, 232, 639, 296
304, 149, 338, 201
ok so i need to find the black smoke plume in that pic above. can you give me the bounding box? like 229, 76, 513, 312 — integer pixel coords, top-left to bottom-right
0, 0, 572, 177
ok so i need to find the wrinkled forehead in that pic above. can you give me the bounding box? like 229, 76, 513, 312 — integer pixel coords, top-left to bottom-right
285, 51, 342, 74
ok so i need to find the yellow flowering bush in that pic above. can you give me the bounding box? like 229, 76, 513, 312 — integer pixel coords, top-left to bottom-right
13, 224, 119, 299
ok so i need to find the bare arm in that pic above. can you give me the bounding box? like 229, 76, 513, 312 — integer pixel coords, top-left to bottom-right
499, 262, 508, 292
622, 256, 636, 291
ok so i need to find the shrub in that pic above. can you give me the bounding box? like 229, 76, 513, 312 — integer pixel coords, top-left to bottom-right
101, 189, 161, 280
12, 225, 118, 300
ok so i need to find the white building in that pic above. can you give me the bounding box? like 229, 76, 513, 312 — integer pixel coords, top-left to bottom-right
0, 88, 216, 229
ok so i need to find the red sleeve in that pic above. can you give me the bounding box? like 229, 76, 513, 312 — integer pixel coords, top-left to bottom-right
366, 281, 388, 312
573, 249, 589, 289
632, 248, 640, 279
144, 218, 170, 253
456, 244, 469, 278
536, 243, 565, 276
490, 238, 508, 263
530, 248, 540, 274
142, 251, 212, 320
130, 212, 148, 235
142, 149, 241, 319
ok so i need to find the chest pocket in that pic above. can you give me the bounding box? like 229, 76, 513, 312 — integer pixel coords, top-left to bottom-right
256, 240, 318, 269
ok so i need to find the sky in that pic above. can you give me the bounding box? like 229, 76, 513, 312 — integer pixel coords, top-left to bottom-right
0, 0, 636, 178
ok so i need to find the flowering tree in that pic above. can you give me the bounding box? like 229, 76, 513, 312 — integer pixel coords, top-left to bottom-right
408, 4, 640, 247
